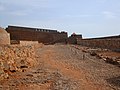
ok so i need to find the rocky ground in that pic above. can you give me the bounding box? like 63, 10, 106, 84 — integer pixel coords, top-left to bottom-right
0, 44, 120, 90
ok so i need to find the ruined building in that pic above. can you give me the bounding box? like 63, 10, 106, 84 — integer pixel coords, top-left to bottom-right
6, 26, 68, 44
67, 33, 82, 44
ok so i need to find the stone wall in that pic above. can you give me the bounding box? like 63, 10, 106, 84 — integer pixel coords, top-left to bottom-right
0, 44, 39, 80
67, 34, 82, 44
20, 41, 39, 45
77, 38, 120, 51
6, 26, 68, 44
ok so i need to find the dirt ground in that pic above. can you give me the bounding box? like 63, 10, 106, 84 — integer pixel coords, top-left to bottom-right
0, 45, 120, 90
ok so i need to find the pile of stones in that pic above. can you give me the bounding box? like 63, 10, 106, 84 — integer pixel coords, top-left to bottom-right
0, 45, 37, 80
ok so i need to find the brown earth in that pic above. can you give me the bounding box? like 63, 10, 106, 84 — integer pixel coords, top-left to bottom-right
0, 44, 120, 90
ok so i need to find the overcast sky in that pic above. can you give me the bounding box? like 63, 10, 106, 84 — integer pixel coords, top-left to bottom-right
0, 0, 120, 38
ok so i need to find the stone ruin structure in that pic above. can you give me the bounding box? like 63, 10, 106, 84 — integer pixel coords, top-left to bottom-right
6, 26, 68, 44
0, 27, 10, 45
67, 33, 82, 44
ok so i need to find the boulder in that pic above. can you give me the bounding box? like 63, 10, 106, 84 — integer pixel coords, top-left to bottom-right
0, 27, 10, 45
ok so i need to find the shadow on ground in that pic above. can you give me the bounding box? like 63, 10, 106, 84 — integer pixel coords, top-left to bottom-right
106, 76, 120, 87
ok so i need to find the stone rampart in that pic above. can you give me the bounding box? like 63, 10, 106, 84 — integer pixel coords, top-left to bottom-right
6, 26, 68, 44
77, 36, 120, 51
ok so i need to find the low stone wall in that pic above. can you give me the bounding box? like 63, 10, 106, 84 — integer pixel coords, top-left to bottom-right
77, 39, 120, 51
0, 44, 38, 80
20, 41, 39, 45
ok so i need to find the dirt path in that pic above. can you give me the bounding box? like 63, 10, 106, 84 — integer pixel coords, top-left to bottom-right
0, 45, 120, 90
37, 45, 108, 90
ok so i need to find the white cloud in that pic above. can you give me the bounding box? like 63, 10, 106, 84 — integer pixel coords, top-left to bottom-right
102, 11, 116, 18
9, 11, 27, 16
65, 14, 93, 18
0, 0, 54, 9
0, 0, 55, 17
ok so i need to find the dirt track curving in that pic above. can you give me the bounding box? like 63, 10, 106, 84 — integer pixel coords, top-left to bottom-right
0, 45, 120, 90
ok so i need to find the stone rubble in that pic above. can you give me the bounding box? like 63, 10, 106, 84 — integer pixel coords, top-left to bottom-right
73, 45, 120, 67
0, 44, 38, 80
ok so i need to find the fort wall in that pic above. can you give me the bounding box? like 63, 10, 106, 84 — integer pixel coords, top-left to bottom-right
6, 26, 68, 44
77, 35, 120, 51
5, 25, 120, 51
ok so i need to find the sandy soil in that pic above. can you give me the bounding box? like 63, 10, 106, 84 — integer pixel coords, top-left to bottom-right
0, 45, 120, 90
